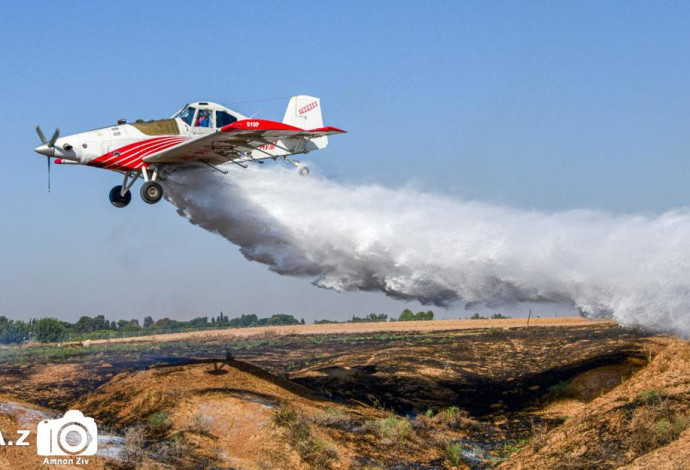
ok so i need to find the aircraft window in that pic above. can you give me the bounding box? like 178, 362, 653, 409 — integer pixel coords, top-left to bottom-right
178, 106, 196, 126
194, 109, 212, 128
216, 111, 237, 128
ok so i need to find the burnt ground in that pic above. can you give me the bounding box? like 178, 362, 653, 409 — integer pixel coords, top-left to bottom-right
0, 322, 666, 469
0, 323, 649, 414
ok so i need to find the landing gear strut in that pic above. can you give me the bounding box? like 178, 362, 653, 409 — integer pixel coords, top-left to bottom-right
108, 168, 164, 208
109, 185, 132, 208
141, 181, 163, 204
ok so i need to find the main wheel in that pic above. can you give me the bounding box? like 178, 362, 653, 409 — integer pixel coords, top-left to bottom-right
140, 181, 163, 204
298, 166, 309, 176
109, 185, 131, 208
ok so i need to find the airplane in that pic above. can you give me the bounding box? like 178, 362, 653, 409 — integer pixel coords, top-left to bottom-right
33, 95, 345, 208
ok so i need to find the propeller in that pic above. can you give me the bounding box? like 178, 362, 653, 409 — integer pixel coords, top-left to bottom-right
35, 125, 60, 192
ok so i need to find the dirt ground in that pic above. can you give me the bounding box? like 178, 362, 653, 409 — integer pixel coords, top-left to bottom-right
0, 319, 685, 469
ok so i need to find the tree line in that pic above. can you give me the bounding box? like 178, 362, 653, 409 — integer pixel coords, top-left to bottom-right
0, 308, 439, 345
313, 309, 435, 324
0, 312, 305, 345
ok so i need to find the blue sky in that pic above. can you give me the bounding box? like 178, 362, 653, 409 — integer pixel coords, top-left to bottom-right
1, 1, 690, 323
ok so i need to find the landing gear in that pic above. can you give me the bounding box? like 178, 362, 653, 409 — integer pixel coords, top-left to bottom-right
140, 181, 163, 204
298, 166, 310, 176
108, 168, 163, 208
109, 185, 132, 208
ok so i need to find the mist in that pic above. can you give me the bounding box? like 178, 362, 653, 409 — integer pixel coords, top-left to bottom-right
162, 164, 690, 337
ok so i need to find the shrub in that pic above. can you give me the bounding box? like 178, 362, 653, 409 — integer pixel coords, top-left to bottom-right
273, 403, 338, 467
365, 415, 413, 445
273, 404, 299, 427
434, 406, 474, 430
148, 411, 171, 433
635, 389, 665, 405
629, 401, 690, 455
445, 441, 465, 466
312, 407, 353, 430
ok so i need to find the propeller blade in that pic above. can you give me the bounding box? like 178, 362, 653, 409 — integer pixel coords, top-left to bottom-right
48, 128, 60, 148
47, 156, 51, 192
35, 124, 47, 144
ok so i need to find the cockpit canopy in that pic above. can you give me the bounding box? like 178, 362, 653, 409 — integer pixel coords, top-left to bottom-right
172, 102, 244, 129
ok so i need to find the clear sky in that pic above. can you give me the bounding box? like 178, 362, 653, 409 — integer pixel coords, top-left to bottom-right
1, 1, 690, 323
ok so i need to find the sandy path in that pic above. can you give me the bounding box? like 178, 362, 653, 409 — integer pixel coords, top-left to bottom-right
78, 317, 613, 346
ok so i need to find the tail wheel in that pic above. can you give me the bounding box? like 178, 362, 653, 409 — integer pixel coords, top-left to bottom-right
109, 185, 132, 208
140, 181, 163, 204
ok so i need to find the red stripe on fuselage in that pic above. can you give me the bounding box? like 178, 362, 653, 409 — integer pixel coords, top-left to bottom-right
91, 136, 188, 170
108, 138, 186, 169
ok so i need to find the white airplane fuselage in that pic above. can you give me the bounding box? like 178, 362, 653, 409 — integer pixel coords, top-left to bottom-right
34, 102, 248, 172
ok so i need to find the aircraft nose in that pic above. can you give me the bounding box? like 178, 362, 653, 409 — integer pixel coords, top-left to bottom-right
34, 144, 52, 156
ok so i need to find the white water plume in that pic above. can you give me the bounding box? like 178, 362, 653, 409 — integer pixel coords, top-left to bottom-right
162, 164, 690, 336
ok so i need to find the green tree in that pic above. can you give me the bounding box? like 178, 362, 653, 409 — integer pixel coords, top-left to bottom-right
33, 318, 66, 343
143, 316, 154, 329
0, 318, 29, 344
399, 308, 414, 321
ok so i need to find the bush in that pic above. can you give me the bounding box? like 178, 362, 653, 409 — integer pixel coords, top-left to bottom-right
273, 404, 299, 427
312, 407, 353, 430
629, 394, 690, 455
365, 415, 413, 445
273, 404, 338, 467
148, 411, 171, 433
434, 406, 473, 430
445, 441, 465, 466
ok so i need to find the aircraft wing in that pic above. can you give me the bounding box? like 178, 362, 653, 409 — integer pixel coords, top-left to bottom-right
143, 119, 345, 165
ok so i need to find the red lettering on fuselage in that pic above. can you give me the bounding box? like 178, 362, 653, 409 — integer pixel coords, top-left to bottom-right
259, 141, 277, 150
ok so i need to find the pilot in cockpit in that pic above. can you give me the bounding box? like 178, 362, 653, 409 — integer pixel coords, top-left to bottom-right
195, 110, 210, 127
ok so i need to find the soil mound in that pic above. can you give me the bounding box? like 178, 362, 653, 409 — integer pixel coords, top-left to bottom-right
78, 359, 470, 469
500, 338, 690, 469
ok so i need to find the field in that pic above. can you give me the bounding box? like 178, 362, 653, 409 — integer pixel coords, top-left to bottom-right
0, 317, 687, 469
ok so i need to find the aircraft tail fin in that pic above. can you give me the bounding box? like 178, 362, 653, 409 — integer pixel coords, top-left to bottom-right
282, 95, 328, 150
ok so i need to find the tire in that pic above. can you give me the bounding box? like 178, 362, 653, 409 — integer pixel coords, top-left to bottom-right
140, 181, 163, 204
298, 166, 309, 176
109, 185, 131, 208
